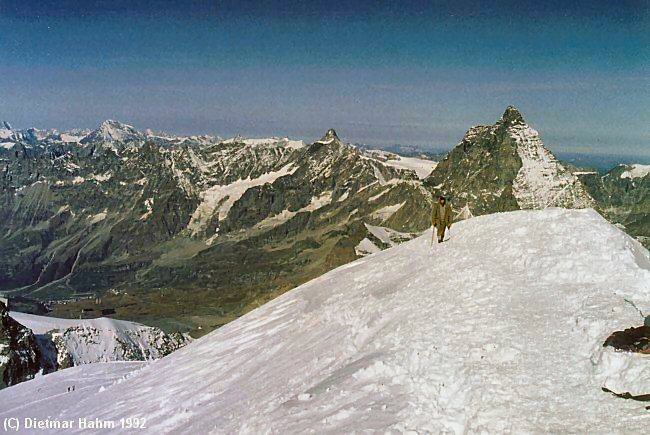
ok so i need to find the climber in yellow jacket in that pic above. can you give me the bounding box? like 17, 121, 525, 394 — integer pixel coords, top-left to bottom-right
431, 195, 453, 243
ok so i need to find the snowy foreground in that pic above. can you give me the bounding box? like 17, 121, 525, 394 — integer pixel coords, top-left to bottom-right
1, 209, 649, 433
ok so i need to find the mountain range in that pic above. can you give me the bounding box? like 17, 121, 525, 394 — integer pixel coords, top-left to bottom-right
0, 107, 648, 334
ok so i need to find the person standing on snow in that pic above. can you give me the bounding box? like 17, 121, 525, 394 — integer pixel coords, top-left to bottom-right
431, 195, 453, 243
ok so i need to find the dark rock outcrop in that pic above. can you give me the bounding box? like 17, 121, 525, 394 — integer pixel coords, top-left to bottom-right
0, 302, 41, 389
603, 325, 650, 354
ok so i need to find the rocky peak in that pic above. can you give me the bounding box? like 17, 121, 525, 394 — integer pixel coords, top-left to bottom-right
0, 121, 12, 130
499, 105, 525, 127
316, 128, 341, 144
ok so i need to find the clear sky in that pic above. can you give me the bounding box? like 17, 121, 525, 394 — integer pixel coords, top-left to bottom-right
1, 0, 648, 157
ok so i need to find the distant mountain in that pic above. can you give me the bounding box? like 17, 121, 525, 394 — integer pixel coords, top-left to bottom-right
0, 304, 188, 389
556, 152, 650, 174
424, 106, 596, 215
576, 164, 650, 248
9, 312, 189, 377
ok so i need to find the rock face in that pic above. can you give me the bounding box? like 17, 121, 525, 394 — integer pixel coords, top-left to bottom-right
425, 106, 596, 215
0, 302, 41, 389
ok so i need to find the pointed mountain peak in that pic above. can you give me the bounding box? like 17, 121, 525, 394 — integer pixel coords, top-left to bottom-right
316, 128, 340, 144
499, 105, 525, 126
81, 119, 144, 147
98, 119, 136, 131
0, 121, 12, 130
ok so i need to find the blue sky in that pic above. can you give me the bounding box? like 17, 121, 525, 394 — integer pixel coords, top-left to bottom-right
1, 0, 648, 157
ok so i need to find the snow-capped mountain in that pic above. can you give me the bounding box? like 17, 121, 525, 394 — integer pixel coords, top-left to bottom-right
425, 106, 596, 214
1, 209, 648, 432
0, 307, 189, 389
9, 312, 189, 374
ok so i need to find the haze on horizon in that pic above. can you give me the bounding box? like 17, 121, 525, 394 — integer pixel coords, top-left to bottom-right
0, 0, 648, 158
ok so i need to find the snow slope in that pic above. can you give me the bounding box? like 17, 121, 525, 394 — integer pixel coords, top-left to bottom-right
0, 362, 147, 421
1, 209, 649, 433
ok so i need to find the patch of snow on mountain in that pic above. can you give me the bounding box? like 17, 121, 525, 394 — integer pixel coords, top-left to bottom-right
87, 211, 107, 224
188, 163, 297, 235
4, 209, 649, 432
371, 164, 388, 186
354, 237, 381, 256
303, 191, 333, 211
0, 142, 15, 149
140, 198, 154, 221
223, 137, 305, 149
60, 133, 84, 143
255, 191, 333, 230
364, 223, 415, 247
510, 125, 595, 209
369, 187, 390, 202
90, 172, 112, 182
620, 164, 650, 179
383, 156, 437, 179
364, 149, 437, 179
371, 202, 405, 221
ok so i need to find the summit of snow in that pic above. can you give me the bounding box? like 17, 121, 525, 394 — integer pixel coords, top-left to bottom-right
4, 209, 649, 432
